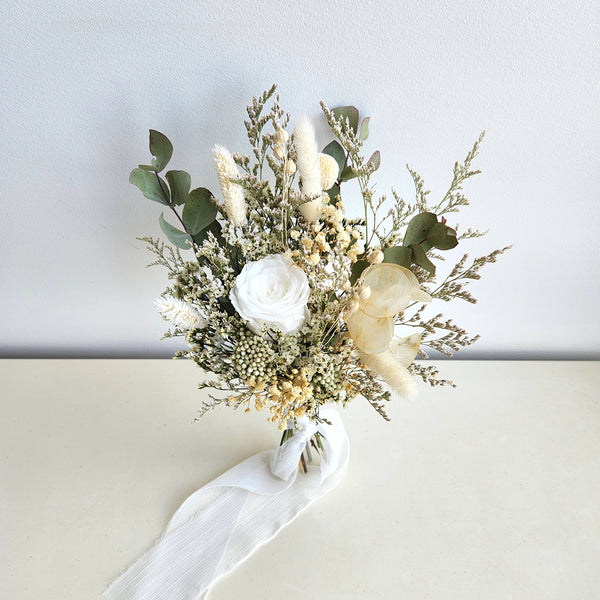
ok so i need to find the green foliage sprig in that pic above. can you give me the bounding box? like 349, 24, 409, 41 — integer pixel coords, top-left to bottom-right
130, 130, 221, 251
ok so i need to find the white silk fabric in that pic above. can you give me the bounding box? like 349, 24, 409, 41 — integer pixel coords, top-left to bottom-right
104, 410, 349, 600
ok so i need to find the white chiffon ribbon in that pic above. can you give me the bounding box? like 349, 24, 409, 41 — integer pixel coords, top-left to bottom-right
104, 409, 349, 600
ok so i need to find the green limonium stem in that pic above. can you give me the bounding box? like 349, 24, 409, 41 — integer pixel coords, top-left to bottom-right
319, 292, 349, 347
344, 144, 375, 248
358, 176, 371, 246
280, 149, 290, 250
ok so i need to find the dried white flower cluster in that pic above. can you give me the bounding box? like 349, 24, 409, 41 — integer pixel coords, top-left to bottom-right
154, 295, 205, 330
131, 85, 506, 428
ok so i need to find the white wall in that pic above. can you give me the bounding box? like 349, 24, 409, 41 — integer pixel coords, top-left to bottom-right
2, 0, 599, 358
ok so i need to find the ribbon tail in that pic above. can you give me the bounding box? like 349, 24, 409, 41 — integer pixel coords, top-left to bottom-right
104, 410, 349, 600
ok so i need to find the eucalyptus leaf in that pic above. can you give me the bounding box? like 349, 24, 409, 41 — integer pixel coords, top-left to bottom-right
340, 166, 358, 181
326, 182, 341, 204
367, 150, 381, 171
159, 213, 192, 249
403, 212, 437, 246
228, 243, 243, 274
166, 170, 191, 206
332, 106, 359, 134
183, 187, 217, 235
129, 168, 170, 205
322, 140, 346, 175
409, 243, 436, 275
359, 117, 370, 141
149, 130, 173, 172
217, 295, 236, 317
193, 220, 223, 245
426, 221, 458, 251
350, 259, 369, 285
383, 246, 412, 268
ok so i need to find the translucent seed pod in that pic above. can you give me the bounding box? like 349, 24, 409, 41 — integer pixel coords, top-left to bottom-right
359, 263, 431, 318
357, 286, 371, 301
358, 264, 413, 318
345, 310, 394, 354
389, 333, 422, 366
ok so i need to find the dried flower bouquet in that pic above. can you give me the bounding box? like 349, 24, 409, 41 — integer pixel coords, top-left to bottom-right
130, 85, 508, 431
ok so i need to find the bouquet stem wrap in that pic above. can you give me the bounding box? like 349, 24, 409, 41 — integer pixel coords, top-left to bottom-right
104, 410, 349, 600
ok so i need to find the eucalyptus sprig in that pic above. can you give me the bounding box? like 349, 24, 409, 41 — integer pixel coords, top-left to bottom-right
129, 130, 221, 252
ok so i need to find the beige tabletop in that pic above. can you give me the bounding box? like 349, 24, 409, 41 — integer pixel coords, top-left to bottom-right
1, 359, 599, 599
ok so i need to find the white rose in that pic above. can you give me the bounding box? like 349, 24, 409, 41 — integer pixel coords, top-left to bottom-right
230, 254, 310, 335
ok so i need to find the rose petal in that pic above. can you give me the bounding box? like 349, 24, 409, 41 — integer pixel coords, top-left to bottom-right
229, 254, 310, 335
